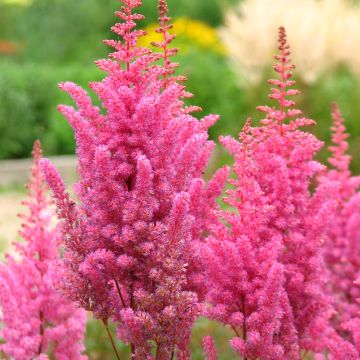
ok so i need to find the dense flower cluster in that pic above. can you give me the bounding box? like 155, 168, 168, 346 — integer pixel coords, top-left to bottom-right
319, 103, 360, 350
0, 141, 86, 360
1, 1, 359, 359
203, 27, 357, 359
40, 0, 227, 358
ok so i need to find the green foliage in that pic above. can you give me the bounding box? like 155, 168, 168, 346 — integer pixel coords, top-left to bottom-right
178, 49, 244, 140
0, 0, 238, 65
2, 57, 360, 176
0, 47, 243, 160
15, 0, 118, 64
307, 67, 360, 173
230, 66, 360, 174
85, 317, 131, 359
0, 61, 52, 158
0, 0, 243, 162
84, 316, 237, 359
0, 60, 103, 159
140, 0, 239, 27
0, 3, 19, 39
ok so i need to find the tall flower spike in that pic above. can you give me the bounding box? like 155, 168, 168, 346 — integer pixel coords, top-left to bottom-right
0, 141, 87, 360
107, 0, 148, 70
343, 279, 360, 355
41, 1, 227, 358
151, 0, 180, 89
203, 28, 358, 359
323, 102, 360, 197
202, 336, 218, 360
328, 102, 351, 174
257, 26, 313, 134
151, 0, 202, 114
319, 104, 360, 351
16, 141, 51, 259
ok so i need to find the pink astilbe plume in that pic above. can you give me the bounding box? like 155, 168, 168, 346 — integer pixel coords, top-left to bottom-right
151, 0, 181, 89
203, 27, 357, 359
343, 278, 360, 354
40, 1, 227, 358
202, 336, 218, 360
319, 103, 360, 349
0, 141, 87, 360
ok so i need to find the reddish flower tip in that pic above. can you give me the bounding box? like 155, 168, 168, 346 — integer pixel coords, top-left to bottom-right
257, 26, 315, 133
158, 0, 169, 23
278, 26, 289, 52
31, 139, 42, 162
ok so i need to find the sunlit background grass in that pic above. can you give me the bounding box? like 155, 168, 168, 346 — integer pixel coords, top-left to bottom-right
0, 0, 359, 358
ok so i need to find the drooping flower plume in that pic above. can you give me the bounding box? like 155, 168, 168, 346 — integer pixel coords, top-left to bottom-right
40, 0, 227, 358
203, 27, 357, 359
0, 141, 87, 360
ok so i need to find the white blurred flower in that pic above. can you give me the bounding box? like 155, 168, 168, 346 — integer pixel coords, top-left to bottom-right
221, 0, 360, 84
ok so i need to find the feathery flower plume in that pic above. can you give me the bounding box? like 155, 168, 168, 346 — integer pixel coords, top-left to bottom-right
40, 1, 227, 358
343, 279, 360, 354
319, 103, 360, 349
151, 0, 179, 89
203, 27, 357, 359
0, 141, 87, 360
202, 336, 218, 360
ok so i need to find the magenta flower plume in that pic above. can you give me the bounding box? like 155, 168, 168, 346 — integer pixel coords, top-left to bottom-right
203, 27, 357, 359
0, 141, 87, 360
202, 336, 218, 360
319, 103, 360, 349
40, 1, 227, 358
342, 278, 360, 354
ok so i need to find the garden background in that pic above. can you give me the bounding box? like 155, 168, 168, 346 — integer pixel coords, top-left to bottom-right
0, 0, 359, 358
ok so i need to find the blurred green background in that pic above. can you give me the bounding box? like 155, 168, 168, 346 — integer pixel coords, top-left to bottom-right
1, 0, 359, 170
0, 0, 359, 358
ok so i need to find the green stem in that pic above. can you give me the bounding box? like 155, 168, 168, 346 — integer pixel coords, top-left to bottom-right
102, 319, 121, 360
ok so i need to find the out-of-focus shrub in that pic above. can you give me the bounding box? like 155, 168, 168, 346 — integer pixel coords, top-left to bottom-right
0, 51, 243, 159
0, 62, 53, 159
140, 0, 239, 27
138, 17, 227, 55
177, 49, 243, 139
308, 67, 360, 173
0, 0, 243, 162
1, 0, 359, 178
0, 61, 103, 159
15, 0, 118, 64
0, 0, 238, 65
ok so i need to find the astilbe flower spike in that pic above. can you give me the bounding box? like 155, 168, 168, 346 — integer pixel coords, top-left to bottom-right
151, 0, 179, 89
343, 278, 360, 354
202, 336, 218, 360
203, 27, 357, 359
0, 141, 87, 360
319, 103, 360, 350
40, 1, 228, 358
